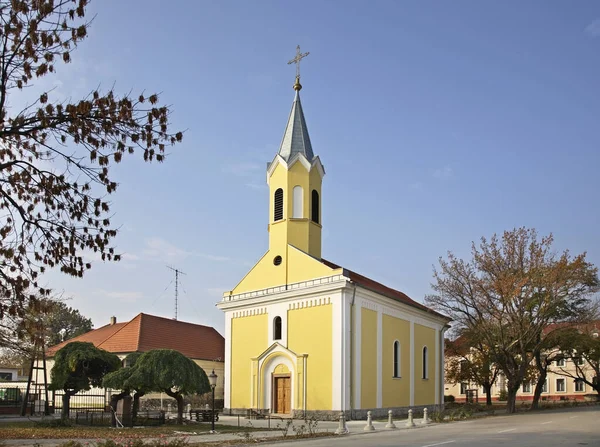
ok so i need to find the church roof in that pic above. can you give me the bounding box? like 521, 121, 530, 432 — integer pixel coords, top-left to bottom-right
321, 259, 450, 321
278, 90, 314, 162
46, 313, 225, 361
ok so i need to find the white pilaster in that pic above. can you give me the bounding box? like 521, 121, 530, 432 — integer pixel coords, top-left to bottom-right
434, 328, 440, 405
354, 300, 362, 409
376, 309, 382, 408
332, 291, 343, 410
224, 312, 232, 409
342, 291, 352, 410
410, 320, 415, 407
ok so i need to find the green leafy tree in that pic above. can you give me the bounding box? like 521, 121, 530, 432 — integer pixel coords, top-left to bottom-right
103, 351, 144, 425
0, 0, 183, 325
426, 228, 599, 413
44, 301, 93, 346
445, 330, 500, 406
552, 324, 600, 398
49, 341, 121, 418
107, 349, 210, 424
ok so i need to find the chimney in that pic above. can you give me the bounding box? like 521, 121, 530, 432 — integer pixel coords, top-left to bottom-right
110, 316, 117, 325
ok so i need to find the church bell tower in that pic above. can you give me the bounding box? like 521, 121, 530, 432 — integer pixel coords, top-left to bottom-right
267, 47, 325, 259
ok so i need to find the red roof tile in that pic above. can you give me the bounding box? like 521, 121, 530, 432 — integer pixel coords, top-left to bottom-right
321, 259, 449, 321
47, 313, 224, 361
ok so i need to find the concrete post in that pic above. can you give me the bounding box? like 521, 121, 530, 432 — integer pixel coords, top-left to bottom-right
406, 409, 415, 427
385, 410, 397, 429
186, 404, 191, 420
364, 410, 375, 431
422, 408, 430, 425
335, 412, 349, 435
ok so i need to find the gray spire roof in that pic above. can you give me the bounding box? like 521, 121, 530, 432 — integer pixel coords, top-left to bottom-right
278, 90, 314, 162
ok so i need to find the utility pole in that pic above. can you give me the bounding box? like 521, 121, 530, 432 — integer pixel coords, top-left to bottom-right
166, 265, 186, 320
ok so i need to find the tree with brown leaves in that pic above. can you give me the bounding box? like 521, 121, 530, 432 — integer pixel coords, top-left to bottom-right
0, 1, 183, 324
426, 228, 599, 413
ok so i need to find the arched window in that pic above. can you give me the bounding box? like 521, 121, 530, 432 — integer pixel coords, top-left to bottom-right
292, 186, 303, 218
311, 190, 319, 223
274, 188, 284, 221
393, 341, 401, 378
422, 346, 428, 379
273, 316, 282, 340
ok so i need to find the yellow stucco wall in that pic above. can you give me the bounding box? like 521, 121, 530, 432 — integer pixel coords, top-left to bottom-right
287, 304, 332, 410
414, 324, 436, 406
230, 313, 268, 408
381, 314, 410, 407
360, 308, 377, 409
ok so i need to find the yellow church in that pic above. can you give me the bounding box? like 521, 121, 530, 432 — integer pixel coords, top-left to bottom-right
218, 63, 450, 420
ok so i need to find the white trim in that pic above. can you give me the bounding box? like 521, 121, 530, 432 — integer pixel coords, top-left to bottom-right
342, 290, 352, 410
410, 320, 414, 406
259, 351, 296, 412
354, 300, 362, 409
266, 154, 325, 184
392, 340, 401, 378
332, 292, 343, 410
224, 311, 232, 409
292, 185, 303, 218
267, 302, 289, 347
376, 309, 382, 408
434, 329, 440, 404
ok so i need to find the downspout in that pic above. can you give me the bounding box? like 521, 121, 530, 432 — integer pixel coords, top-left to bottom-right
349, 282, 357, 420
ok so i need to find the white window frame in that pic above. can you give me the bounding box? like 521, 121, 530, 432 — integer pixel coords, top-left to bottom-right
556, 378, 566, 393
575, 379, 585, 392
522, 381, 531, 393
392, 340, 401, 378
292, 185, 303, 218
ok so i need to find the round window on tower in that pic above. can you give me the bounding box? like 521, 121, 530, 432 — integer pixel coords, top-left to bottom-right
273, 256, 283, 266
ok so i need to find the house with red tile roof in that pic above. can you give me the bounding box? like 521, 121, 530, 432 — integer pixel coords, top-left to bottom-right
45, 313, 225, 400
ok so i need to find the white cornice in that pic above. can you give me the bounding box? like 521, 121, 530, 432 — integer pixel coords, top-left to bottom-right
266, 153, 325, 185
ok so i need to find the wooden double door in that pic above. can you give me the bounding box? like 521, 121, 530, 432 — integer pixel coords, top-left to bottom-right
273, 375, 291, 414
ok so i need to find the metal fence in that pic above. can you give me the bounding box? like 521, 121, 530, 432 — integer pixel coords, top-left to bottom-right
0, 383, 111, 417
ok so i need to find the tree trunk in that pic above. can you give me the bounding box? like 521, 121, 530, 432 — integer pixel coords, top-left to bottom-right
483, 383, 492, 406
132, 391, 144, 422
164, 388, 184, 425
505, 381, 520, 414
531, 370, 547, 410
61, 391, 76, 419
176, 394, 184, 425
109, 392, 129, 427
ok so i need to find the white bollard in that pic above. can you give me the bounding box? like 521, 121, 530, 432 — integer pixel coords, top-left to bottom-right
385, 410, 397, 429
186, 404, 191, 420
422, 408, 430, 425
335, 411, 349, 435
406, 409, 415, 427
364, 410, 375, 431
167, 403, 172, 416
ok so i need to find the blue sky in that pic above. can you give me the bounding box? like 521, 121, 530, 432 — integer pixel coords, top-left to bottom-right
37, 0, 600, 335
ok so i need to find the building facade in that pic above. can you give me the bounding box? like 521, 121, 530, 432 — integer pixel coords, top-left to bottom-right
218, 75, 450, 420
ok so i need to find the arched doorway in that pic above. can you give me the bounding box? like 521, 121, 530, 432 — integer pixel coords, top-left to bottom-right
272, 363, 291, 414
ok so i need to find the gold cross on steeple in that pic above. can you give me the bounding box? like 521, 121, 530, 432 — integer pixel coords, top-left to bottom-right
287, 45, 310, 80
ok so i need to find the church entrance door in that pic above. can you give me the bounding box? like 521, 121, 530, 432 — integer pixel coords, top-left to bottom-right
273, 375, 291, 414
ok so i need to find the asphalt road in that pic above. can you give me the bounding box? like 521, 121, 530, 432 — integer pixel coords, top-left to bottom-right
265, 406, 600, 447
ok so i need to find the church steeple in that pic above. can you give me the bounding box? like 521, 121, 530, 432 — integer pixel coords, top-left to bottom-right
277, 81, 314, 162
266, 46, 325, 259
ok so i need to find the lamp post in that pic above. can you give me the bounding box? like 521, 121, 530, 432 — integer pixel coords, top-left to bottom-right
208, 369, 218, 433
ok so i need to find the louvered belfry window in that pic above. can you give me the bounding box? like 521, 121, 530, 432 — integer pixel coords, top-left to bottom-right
311, 190, 319, 223
274, 188, 284, 221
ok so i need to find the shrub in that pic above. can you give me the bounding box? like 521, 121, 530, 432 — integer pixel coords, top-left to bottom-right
444, 395, 455, 403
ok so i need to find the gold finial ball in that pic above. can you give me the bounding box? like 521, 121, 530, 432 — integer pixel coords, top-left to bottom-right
293, 76, 302, 91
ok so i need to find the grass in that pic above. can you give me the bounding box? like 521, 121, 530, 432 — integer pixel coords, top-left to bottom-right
0, 420, 274, 440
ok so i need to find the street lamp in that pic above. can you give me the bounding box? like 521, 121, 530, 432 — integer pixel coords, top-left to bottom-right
208, 369, 218, 433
